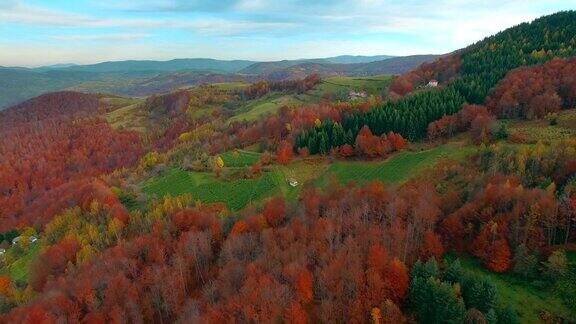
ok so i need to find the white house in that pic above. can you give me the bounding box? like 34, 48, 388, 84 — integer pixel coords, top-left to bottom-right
427, 80, 439, 87
288, 178, 299, 187
11, 236, 20, 245
349, 91, 368, 100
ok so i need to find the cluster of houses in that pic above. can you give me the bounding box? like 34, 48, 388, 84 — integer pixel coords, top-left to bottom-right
0, 235, 38, 257
11, 235, 38, 245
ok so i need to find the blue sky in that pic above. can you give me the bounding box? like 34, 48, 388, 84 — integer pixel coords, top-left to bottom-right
1, 0, 575, 67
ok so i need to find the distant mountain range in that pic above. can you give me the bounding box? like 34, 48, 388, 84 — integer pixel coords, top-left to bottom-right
238, 55, 397, 75
0, 54, 438, 109
258, 55, 440, 80
33, 55, 396, 74
46, 58, 257, 74
323, 55, 396, 64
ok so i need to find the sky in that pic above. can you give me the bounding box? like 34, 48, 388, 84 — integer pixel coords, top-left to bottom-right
0, 0, 575, 67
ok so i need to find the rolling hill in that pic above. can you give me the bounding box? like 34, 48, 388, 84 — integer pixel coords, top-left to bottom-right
237, 55, 397, 75
323, 54, 395, 64
54, 58, 257, 74
69, 71, 259, 98
260, 54, 440, 80
0, 54, 414, 110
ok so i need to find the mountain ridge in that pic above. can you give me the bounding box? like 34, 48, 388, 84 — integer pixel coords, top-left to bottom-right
25, 55, 397, 74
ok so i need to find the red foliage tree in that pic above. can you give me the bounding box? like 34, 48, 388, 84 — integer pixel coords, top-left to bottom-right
263, 196, 287, 227
486, 239, 512, 273
387, 132, 408, 151
340, 144, 354, 157
277, 141, 294, 165
284, 301, 309, 324
487, 57, 576, 119
386, 258, 409, 303
420, 231, 445, 260
298, 147, 310, 157
294, 269, 314, 304
29, 238, 80, 291
355, 126, 406, 157
427, 104, 495, 141
527, 91, 562, 119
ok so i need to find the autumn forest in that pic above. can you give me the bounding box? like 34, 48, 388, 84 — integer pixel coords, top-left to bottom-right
0, 9, 575, 324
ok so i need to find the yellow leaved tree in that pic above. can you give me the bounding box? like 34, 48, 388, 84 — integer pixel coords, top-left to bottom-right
178, 132, 193, 142
216, 156, 225, 169
215, 156, 225, 178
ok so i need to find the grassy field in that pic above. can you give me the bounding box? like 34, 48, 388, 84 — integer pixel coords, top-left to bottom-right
220, 149, 262, 167
291, 75, 393, 104
275, 159, 330, 201
143, 142, 475, 211
316, 75, 393, 96
226, 75, 393, 123
142, 163, 326, 210
456, 255, 576, 323
316, 143, 475, 187
211, 82, 249, 91
142, 168, 285, 211
0, 243, 41, 284
228, 93, 302, 123
188, 105, 216, 120
103, 97, 148, 132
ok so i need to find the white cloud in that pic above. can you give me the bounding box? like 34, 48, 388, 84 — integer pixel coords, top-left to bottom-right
2, 0, 573, 39
1, 0, 576, 66
0, 1, 159, 28
50, 33, 149, 42
183, 19, 297, 36
0, 0, 298, 35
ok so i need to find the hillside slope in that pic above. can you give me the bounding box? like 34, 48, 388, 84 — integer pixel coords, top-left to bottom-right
391, 10, 576, 102
242, 54, 439, 78
336, 10, 576, 145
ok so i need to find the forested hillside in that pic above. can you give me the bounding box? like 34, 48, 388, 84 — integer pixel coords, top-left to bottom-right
0, 11, 574, 324
0, 92, 143, 230
294, 12, 576, 148
330, 10, 576, 144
